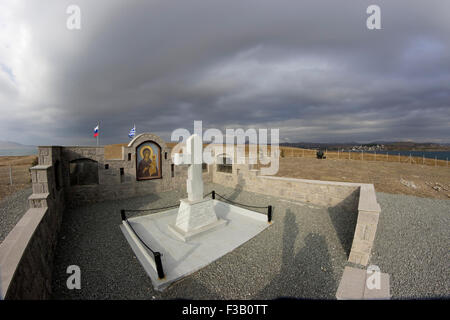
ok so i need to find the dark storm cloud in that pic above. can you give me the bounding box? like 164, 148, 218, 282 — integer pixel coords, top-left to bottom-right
0, 0, 449, 145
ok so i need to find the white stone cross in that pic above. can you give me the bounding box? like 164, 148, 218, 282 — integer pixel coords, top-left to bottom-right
173, 134, 203, 202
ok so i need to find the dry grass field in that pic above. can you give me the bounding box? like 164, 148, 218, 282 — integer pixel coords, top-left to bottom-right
0, 155, 37, 201
279, 147, 449, 167
1, 145, 449, 202
274, 157, 450, 200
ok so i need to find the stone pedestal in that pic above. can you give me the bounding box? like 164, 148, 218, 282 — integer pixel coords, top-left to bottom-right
169, 198, 226, 242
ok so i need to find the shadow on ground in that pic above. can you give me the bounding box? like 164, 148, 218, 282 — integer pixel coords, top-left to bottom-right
327, 189, 359, 257
254, 209, 337, 299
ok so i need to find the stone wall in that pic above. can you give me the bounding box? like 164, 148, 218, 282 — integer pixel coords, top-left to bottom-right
1, 133, 380, 300
1, 134, 210, 299
212, 162, 360, 209
0, 147, 65, 299
59, 133, 211, 207
211, 161, 381, 266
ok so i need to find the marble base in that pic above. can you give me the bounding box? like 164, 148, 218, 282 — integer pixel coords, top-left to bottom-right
169, 198, 226, 242
168, 218, 227, 242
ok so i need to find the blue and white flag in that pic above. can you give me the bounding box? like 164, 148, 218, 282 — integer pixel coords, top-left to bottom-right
128, 125, 136, 138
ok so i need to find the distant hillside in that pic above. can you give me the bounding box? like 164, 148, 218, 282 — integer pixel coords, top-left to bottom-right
0, 140, 35, 149
0, 141, 37, 156
381, 142, 450, 151
280, 141, 450, 151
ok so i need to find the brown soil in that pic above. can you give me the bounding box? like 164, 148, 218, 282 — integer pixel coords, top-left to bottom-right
0, 155, 37, 201
1, 153, 449, 202
274, 157, 450, 200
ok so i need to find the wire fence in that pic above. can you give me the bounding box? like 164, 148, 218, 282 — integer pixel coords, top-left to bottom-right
278, 147, 449, 168
0, 166, 32, 185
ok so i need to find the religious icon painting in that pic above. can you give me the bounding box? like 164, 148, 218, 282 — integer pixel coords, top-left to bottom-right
136, 141, 162, 180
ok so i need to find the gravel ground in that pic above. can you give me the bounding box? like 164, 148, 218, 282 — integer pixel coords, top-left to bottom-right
370, 192, 450, 299
50, 185, 450, 299
0, 187, 32, 243
51, 183, 355, 299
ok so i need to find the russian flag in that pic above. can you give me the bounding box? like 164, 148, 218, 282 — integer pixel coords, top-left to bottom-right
94, 125, 99, 137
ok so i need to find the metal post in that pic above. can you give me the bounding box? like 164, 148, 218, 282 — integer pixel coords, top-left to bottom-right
121, 209, 126, 221
9, 166, 12, 185
267, 205, 272, 223
154, 252, 165, 279
212, 190, 215, 199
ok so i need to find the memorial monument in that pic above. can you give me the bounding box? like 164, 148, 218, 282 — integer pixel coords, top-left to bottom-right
168, 134, 226, 241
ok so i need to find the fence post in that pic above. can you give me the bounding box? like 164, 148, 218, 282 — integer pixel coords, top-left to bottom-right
154, 252, 165, 279
9, 166, 13, 185
267, 205, 272, 223
212, 190, 215, 199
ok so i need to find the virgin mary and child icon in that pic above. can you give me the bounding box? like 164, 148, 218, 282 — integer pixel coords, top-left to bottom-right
137, 143, 160, 179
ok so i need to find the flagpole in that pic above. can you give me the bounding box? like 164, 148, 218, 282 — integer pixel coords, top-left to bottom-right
97, 120, 99, 146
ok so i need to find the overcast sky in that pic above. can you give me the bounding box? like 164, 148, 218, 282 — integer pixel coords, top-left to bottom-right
0, 0, 449, 146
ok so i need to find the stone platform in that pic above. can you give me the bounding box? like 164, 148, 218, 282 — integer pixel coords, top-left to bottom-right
120, 199, 270, 291
168, 198, 227, 242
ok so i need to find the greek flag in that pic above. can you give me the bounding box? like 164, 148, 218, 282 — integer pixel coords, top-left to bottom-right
128, 125, 136, 138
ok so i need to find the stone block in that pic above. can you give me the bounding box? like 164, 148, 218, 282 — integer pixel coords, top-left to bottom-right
336, 266, 366, 299
348, 251, 369, 266
336, 266, 390, 300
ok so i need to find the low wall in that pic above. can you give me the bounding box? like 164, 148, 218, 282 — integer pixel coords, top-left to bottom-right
55, 134, 212, 208
0, 207, 58, 299
212, 163, 381, 266
0, 150, 65, 299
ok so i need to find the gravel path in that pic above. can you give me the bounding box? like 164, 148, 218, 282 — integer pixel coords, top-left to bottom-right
370, 192, 450, 299
50, 185, 450, 299
0, 187, 32, 243
51, 183, 355, 299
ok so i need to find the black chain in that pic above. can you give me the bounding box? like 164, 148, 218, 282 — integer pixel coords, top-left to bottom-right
214, 192, 270, 209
